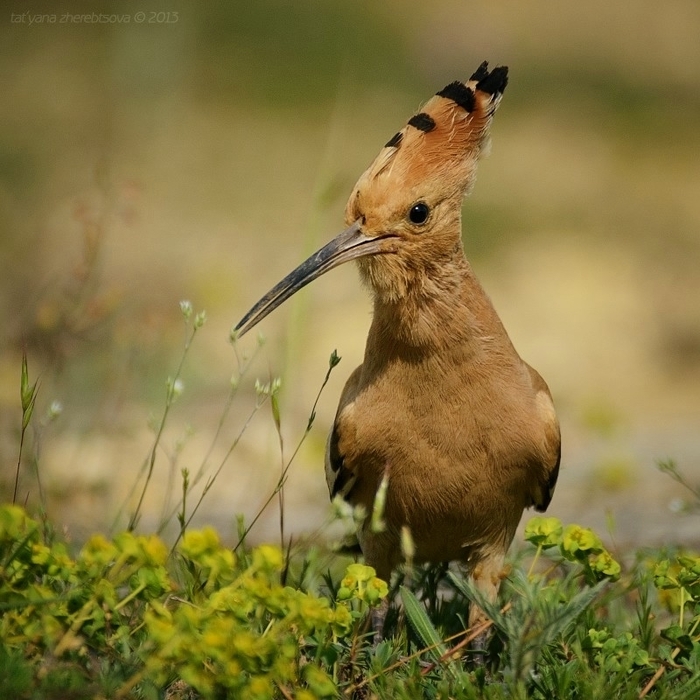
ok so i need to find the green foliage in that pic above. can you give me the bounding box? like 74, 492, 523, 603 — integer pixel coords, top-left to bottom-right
0, 505, 387, 698
13, 352, 40, 505
0, 505, 169, 686
3, 503, 700, 698
4, 340, 700, 697
400, 585, 450, 665
583, 628, 651, 672
524, 516, 622, 583
337, 562, 388, 606
144, 529, 355, 698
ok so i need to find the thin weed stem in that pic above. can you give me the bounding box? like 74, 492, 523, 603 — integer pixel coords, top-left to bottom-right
190, 338, 262, 489
157, 336, 264, 534
268, 372, 286, 550
13, 426, 27, 505
14, 352, 39, 505
234, 351, 340, 552
123, 315, 201, 533
657, 459, 700, 504
170, 397, 268, 554
527, 543, 543, 579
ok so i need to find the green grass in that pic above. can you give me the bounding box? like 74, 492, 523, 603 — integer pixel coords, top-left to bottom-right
2, 505, 700, 698
3, 317, 700, 698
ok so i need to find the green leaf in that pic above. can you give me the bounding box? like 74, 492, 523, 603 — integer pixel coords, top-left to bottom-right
20, 352, 30, 407
400, 585, 453, 672
451, 569, 605, 683
302, 664, 337, 698
661, 624, 694, 651
20, 352, 38, 429
447, 572, 504, 632
270, 392, 281, 432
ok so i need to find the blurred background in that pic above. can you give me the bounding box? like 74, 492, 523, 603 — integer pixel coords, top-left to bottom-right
1, 0, 699, 547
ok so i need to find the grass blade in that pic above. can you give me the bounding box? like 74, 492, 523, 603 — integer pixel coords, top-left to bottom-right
399, 584, 457, 678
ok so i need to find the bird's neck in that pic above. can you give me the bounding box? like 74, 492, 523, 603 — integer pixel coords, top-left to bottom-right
365, 256, 512, 362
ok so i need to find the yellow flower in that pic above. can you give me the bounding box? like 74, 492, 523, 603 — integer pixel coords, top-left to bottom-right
560, 524, 603, 558
524, 516, 563, 549
252, 545, 283, 573
180, 527, 222, 560
590, 550, 621, 580
141, 534, 168, 566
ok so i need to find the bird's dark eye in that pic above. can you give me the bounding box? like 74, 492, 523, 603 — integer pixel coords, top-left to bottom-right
408, 202, 430, 225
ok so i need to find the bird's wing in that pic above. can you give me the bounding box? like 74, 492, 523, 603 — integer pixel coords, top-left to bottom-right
325, 365, 363, 501
525, 363, 561, 512
534, 434, 560, 513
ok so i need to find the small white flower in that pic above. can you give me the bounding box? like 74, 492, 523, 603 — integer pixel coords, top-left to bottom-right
166, 376, 184, 402
179, 300, 193, 319
47, 400, 63, 419
194, 310, 207, 329
669, 498, 685, 513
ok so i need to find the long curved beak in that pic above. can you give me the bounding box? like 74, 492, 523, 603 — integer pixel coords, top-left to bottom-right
234, 219, 394, 338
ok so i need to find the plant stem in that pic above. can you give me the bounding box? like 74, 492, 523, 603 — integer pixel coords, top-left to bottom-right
527, 544, 543, 579
127, 324, 198, 532
234, 351, 340, 551
171, 400, 265, 554
13, 428, 26, 505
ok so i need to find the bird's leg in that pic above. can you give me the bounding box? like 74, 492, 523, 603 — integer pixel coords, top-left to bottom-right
370, 597, 389, 644
366, 553, 391, 644
465, 553, 506, 662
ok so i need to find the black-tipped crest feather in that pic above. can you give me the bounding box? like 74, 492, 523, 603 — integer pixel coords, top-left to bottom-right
385, 131, 403, 148
469, 61, 490, 82
476, 65, 509, 95
436, 81, 476, 112
407, 112, 437, 133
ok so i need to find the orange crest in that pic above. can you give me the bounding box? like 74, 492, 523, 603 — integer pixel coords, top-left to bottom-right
348, 62, 508, 219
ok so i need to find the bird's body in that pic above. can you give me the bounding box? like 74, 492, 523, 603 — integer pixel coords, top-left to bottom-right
236, 62, 560, 639
327, 257, 559, 629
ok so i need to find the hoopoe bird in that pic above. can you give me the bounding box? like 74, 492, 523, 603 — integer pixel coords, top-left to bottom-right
235, 62, 561, 643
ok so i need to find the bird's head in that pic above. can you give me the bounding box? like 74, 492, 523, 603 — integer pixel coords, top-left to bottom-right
235, 62, 508, 337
